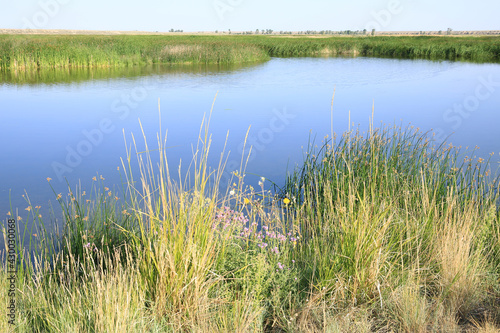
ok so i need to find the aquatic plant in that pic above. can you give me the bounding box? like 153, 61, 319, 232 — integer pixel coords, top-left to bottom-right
1, 34, 499, 72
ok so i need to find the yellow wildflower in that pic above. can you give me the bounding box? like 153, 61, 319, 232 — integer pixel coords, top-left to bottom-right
46, 177, 52, 182
283, 198, 291, 205
244, 198, 250, 204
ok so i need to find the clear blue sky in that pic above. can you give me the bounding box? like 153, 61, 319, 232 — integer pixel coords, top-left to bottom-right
3, 0, 499, 32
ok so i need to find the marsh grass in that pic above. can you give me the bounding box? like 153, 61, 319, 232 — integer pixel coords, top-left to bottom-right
278, 123, 500, 331
1, 103, 500, 331
0, 35, 271, 71
1, 35, 499, 72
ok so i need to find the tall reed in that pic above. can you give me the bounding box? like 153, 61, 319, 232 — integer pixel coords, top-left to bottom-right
1, 35, 499, 72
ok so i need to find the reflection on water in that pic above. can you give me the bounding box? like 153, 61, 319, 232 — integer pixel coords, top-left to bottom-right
0, 61, 266, 86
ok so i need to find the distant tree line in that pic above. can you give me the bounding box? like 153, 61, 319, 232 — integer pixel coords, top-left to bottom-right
168, 27, 485, 36
216, 29, 378, 35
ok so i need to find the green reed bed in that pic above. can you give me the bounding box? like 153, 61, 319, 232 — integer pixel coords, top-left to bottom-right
1, 113, 500, 332
0, 35, 270, 70
355, 36, 500, 62
252, 35, 500, 62
1, 35, 500, 72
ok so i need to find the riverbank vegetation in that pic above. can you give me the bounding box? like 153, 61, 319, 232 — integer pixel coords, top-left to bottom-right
1, 34, 500, 71
1, 110, 500, 332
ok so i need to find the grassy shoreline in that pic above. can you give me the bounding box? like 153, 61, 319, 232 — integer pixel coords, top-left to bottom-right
1, 35, 500, 71
1, 111, 500, 331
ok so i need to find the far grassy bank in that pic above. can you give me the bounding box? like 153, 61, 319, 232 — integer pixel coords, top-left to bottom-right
1, 35, 500, 71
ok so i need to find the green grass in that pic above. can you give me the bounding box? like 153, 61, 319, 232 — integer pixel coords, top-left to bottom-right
0, 35, 270, 70
1, 104, 500, 332
1, 35, 500, 72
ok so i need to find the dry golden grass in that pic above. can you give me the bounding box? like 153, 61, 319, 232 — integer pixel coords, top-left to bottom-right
161, 44, 202, 56
433, 197, 486, 319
